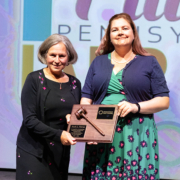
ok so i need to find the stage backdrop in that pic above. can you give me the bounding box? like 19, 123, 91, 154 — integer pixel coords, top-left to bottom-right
0, 0, 180, 179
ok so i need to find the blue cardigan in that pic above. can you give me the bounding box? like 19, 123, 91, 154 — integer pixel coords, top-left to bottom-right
82, 54, 169, 104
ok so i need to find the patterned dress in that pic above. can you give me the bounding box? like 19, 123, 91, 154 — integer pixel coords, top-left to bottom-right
82, 68, 159, 180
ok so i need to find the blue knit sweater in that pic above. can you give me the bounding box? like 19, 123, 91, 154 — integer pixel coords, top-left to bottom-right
82, 54, 169, 105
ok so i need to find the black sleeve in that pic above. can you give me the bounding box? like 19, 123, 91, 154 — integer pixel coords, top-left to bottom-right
76, 78, 82, 103
21, 73, 62, 141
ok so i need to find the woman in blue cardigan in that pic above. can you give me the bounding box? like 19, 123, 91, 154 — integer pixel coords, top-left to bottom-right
81, 13, 169, 180
16, 34, 81, 180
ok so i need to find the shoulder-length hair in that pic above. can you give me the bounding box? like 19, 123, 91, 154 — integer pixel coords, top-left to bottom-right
102, 13, 151, 56
38, 34, 78, 64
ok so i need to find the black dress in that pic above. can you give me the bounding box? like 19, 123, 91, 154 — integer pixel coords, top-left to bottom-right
16, 78, 77, 180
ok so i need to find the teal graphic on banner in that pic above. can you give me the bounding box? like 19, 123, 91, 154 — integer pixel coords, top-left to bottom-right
23, 0, 52, 41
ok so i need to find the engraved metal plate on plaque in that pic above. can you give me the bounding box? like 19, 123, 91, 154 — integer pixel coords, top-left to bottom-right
69, 125, 86, 138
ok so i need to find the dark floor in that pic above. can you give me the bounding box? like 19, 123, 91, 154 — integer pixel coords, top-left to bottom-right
0, 170, 82, 180
0, 170, 175, 180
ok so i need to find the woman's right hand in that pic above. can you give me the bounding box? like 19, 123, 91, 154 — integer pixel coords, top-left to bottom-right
60, 131, 76, 145
65, 113, 98, 145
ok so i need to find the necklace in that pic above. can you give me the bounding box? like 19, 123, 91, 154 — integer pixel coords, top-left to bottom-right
45, 68, 64, 90
112, 52, 134, 64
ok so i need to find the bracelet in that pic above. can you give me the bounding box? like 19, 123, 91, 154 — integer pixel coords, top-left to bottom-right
135, 103, 141, 113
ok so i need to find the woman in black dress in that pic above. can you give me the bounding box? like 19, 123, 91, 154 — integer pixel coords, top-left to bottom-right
16, 34, 81, 180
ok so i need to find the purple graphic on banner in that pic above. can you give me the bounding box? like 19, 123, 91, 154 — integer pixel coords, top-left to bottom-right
144, 0, 163, 21
165, 0, 180, 21
102, 9, 115, 21
157, 121, 180, 166
124, 0, 180, 21
0, 0, 21, 168
76, 0, 180, 21
0, 1, 21, 143
123, 0, 143, 20
76, 0, 92, 20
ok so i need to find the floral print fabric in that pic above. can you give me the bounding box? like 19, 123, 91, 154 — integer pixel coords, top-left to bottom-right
82, 69, 159, 180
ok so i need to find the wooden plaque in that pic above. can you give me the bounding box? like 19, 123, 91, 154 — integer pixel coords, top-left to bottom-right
67, 104, 118, 143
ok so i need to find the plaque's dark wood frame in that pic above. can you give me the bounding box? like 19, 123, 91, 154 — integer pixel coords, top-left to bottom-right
67, 104, 118, 143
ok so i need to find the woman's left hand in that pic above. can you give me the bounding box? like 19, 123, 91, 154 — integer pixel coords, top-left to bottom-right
60, 131, 77, 145
66, 114, 71, 124
118, 101, 138, 117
